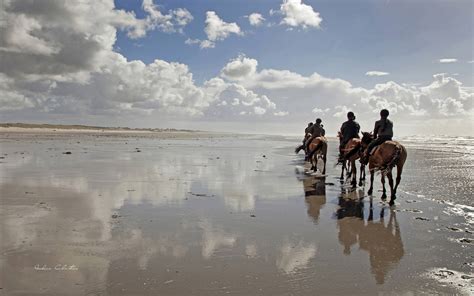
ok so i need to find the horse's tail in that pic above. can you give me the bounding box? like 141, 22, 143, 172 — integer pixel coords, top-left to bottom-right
381, 144, 402, 176
295, 146, 302, 154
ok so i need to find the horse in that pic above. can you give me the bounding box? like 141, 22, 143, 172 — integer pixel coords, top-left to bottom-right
339, 138, 366, 187
360, 132, 407, 206
307, 136, 327, 174
295, 133, 312, 155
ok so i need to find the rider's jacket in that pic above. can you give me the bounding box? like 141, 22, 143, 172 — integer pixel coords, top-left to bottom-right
340, 120, 360, 143
374, 118, 393, 138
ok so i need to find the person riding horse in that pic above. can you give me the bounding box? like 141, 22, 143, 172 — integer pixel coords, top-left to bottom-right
304, 118, 326, 159
361, 109, 393, 164
295, 119, 325, 155
338, 111, 360, 162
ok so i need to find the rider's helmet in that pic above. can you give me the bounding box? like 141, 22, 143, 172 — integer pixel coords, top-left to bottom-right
347, 111, 355, 119
315, 118, 322, 124
380, 109, 389, 117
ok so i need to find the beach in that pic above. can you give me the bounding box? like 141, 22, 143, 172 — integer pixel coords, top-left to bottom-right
0, 129, 473, 295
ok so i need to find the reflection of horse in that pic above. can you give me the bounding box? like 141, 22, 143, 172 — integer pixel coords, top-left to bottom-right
303, 176, 326, 223
336, 193, 404, 285
307, 136, 327, 174
339, 138, 366, 187
360, 132, 407, 206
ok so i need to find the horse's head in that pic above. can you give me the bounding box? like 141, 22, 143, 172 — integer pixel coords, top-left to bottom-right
361, 132, 373, 146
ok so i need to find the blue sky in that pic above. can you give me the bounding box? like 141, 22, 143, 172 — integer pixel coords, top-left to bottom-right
114, 0, 473, 87
1, 0, 473, 135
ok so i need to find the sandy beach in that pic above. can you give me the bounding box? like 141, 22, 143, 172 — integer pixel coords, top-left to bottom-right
0, 129, 473, 295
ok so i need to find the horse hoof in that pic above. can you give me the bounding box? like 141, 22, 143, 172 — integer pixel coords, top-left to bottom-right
367, 189, 373, 195
358, 181, 363, 187
381, 194, 387, 201
389, 200, 395, 206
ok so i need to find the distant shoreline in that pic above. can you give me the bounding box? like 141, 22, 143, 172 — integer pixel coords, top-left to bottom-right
0, 123, 198, 133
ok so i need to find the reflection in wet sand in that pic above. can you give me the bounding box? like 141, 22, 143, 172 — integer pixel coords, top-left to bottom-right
1, 133, 471, 295
336, 189, 405, 284
303, 176, 326, 223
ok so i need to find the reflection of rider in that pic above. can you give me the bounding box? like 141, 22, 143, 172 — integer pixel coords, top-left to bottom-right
362, 109, 393, 164
336, 195, 404, 285
338, 111, 360, 160
336, 190, 364, 255
358, 212, 404, 284
303, 177, 326, 223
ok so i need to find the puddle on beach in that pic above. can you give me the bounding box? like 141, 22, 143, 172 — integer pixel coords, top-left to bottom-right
0, 133, 472, 295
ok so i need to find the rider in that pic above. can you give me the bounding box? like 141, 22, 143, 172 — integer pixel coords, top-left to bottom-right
304, 118, 325, 159
305, 122, 314, 137
362, 109, 393, 164
338, 111, 360, 161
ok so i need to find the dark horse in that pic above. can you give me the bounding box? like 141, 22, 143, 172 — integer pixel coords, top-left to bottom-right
358, 132, 407, 205
339, 137, 366, 188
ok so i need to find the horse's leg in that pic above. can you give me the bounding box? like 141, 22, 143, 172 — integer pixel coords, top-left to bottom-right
394, 163, 404, 196
358, 163, 364, 186
367, 169, 374, 195
346, 161, 351, 178
340, 160, 345, 180
322, 153, 326, 175
368, 197, 374, 221
351, 159, 357, 188
312, 154, 318, 172
381, 174, 387, 201
387, 171, 395, 206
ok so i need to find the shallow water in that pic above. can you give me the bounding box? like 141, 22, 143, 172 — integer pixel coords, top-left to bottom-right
0, 132, 472, 295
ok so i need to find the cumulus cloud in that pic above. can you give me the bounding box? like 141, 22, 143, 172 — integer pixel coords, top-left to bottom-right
221, 55, 258, 80
218, 55, 473, 130
274, 111, 289, 116
1, 0, 472, 134
279, 0, 322, 29
205, 11, 242, 41
141, 0, 193, 34
186, 11, 242, 49
312, 108, 330, 114
0, 0, 283, 120
366, 71, 390, 77
248, 13, 265, 26
439, 58, 457, 63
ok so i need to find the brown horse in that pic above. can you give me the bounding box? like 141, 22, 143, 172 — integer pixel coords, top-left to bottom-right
307, 136, 327, 174
360, 132, 407, 205
340, 138, 366, 187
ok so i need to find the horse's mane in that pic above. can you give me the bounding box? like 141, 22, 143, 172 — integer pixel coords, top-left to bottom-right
361, 132, 373, 145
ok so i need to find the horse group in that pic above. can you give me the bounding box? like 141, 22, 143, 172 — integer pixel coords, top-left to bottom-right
298, 132, 407, 206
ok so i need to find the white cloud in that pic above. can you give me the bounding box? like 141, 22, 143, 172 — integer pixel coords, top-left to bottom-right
312, 108, 329, 114
0, 1, 472, 134
248, 13, 265, 26
142, 0, 193, 34
219, 55, 473, 127
277, 240, 317, 274
274, 111, 289, 116
439, 58, 458, 63
186, 11, 242, 49
0, 1, 284, 120
280, 0, 322, 29
204, 11, 242, 41
199, 40, 215, 49
366, 71, 390, 77
221, 55, 258, 80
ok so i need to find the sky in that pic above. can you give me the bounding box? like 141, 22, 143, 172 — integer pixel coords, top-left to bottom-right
1, 0, 473, 136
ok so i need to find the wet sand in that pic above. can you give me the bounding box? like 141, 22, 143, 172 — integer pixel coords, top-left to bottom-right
0, 130, 473, 295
